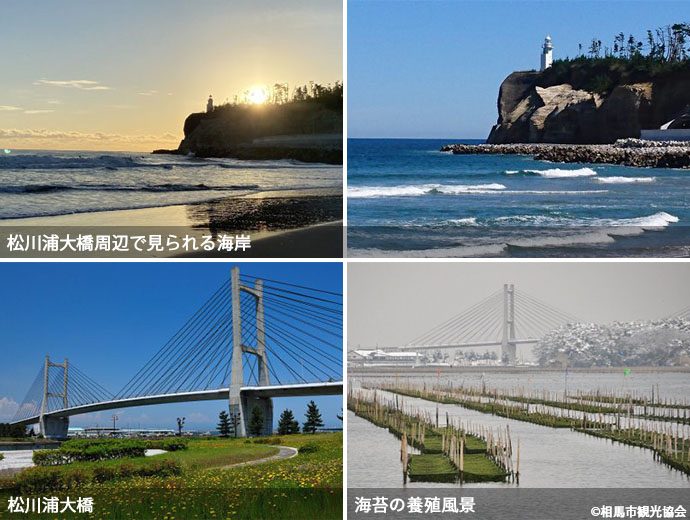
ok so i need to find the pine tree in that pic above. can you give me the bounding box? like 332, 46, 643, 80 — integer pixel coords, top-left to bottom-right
278, 409, 298, 435
217, 410, 231, 438
229, 411, 240, 438
248, 406, 265, 436
302, 400, 324, 434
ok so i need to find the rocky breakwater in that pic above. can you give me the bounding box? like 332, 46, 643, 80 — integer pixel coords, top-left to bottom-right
441, 139, 690, 168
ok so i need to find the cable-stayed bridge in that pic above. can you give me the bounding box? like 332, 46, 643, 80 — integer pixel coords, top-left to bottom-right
380, 284, 580, 363
10, 267, 342, 439
667, 305, 690, 321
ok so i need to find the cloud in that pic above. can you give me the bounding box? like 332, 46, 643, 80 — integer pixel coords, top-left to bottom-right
24, 110, 54, 114
0, 128, 178, 144
46, 100, 62, 105
138, 90, 158, 96
0, 105, 22, 111
0, 397, 20, 421
34, 79, 112, 91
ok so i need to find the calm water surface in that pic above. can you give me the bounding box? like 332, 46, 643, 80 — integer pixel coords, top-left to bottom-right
348, 371, 690, 488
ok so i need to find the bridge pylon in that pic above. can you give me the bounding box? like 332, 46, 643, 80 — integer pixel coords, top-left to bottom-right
501, 284, 517, 364
228, 267, 273, 437
39, 356, 70, 440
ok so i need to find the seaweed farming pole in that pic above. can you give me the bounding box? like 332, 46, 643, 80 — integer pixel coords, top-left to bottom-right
348, 388, 515, 483
373, 381, 690, 477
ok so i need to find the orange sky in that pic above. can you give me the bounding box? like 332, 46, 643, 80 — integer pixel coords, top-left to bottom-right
0, 0, 342, 151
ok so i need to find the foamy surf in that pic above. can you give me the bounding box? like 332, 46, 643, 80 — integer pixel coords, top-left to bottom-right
347, 183, 506, 198
594, 176, 656, 184
506, 167, 598, 178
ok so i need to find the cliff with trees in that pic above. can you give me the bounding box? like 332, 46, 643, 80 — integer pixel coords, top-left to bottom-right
161, 82, 343, 164
534, 318, 690, 367
487, 23, 690, 144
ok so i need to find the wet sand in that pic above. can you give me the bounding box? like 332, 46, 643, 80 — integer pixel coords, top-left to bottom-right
0, 189, 343, 258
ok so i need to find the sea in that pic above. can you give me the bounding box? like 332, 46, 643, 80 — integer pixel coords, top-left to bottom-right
348, 371, 690, 488
347, 139, 690, 257
0, 149, 342, 220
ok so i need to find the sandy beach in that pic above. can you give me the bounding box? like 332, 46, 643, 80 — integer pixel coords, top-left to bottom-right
0, 189, 343, 258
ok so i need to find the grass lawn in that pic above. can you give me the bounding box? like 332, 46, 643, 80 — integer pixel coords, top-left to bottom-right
1, 433, 343, 520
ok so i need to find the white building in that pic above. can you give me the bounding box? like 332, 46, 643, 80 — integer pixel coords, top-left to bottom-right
541, 35, 553, 71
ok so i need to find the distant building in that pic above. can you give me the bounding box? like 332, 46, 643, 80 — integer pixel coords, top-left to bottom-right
68, 427, 176, 438
348, 349, 421, 366
206, 95, 214, 113
541, 35, 553, 71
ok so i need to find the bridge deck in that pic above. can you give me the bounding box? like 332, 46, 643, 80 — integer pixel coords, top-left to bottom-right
11, 382, 343, 426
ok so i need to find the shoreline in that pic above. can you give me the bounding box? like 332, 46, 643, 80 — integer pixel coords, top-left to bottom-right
0, 188, 343, 258
441, 138, 690, 169
349, 365, 690, 374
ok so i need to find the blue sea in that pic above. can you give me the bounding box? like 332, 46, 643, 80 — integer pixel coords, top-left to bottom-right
347, 138, 690, 257
0, 150, 342, 220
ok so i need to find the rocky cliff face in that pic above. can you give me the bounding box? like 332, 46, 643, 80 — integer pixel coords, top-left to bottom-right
173, 102, 343, 164
487, 68, 690, 144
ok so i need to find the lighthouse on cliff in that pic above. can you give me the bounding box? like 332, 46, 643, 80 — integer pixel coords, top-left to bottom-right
541, 35, 553, 71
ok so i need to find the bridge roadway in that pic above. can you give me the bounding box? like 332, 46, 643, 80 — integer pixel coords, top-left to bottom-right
380, 339, 539, 351
10, 381, 343, 427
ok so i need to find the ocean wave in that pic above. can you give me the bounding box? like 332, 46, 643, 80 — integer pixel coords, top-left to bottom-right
347, 183, 506, 198
348, 243, 508, 258
445, 217, 479, 226
594, 176, 656, 184
604, 211, 679, 229
501, 190, 607, 195
0, 153, 302, 171
494, 211, 678, 229
506, 167, 598, 178
0, 183, 261, 194
0, 154, 151, 170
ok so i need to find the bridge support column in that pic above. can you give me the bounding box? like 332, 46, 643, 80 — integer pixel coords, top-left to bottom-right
40, 355, 70, 439
229, 267, 246, 437
501, 284, 517, 364
242, 392, 274, 436
41, 416, 69, 440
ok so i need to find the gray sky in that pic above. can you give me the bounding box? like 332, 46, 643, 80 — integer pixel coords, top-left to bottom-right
347, 262, 690, 351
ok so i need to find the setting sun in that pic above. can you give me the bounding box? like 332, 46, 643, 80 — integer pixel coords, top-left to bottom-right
246, 85, 269, 104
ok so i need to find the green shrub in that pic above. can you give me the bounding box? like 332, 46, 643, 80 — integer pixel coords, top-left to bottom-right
144, 438, 188, 451
15, 458, 183, 492
33, 439, 146, 466
92, 466, 118, 483
15, 467, 63, 493
32, 450, 66, 466
299, 442, 319, 454
0, 453, 4, 461
117, 462, 136, 479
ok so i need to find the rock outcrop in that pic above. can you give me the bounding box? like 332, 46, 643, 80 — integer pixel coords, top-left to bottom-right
158, 100, 343, 164
486, 67, 690, 144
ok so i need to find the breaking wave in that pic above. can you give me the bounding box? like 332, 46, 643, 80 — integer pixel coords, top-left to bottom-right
594, 176, 656, 184
506, 167, 598, 178
347, 183, 506, 198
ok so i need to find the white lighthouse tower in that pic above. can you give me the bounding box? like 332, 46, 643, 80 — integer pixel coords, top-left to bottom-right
541, 35, 553, 71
